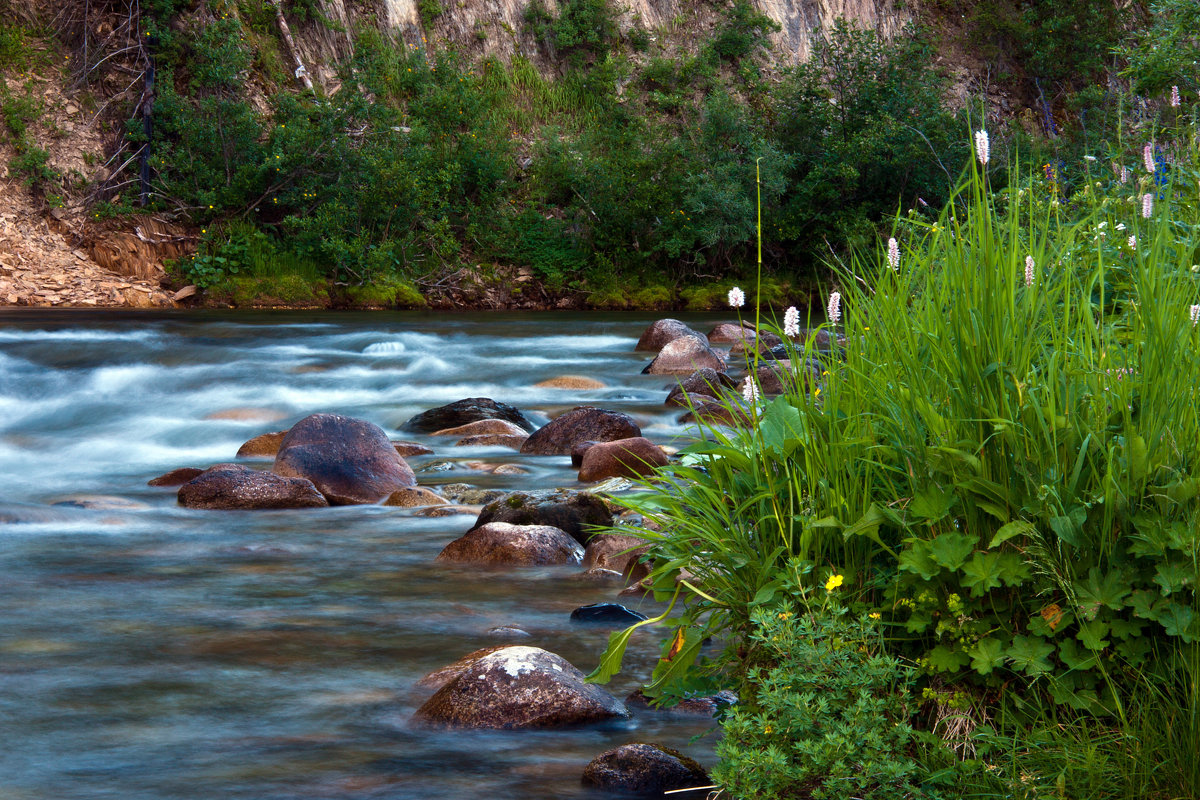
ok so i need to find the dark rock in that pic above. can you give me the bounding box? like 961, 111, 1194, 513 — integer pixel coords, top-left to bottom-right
148, 467, 204, 487
382, 487, 448, 507
625, 688, 737, 717
455, 433, 529, 449
664, 368, 737, 405
571, 440, 598, 468
439, 484, 507, 505
635, 319, 706, 352
583, 534, 651, 582
432, 419, 529, 437
678, 403, 751, 427
730, 328, 783, 355
473, 489, 613, 546
570, 603, 648, 626
401, 398, 536, 434
235, 430, 288, 458
273, 414, 416, 505
393, 441, 435, 458
581, 743, 709, 795
436, 522, 584, 566
177, 468, 329, 510
416, 645, 507, 692
521, 406, 641, 456
578, 437, 669, 482
643, 338, 726, 375
413, 646, 630, 729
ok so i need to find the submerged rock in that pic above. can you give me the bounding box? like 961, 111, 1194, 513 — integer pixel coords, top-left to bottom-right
382, 487, 448, 508
392, 441, 435, 458
473, 489, 613, 546
520, 406, 641, 456
401, 398, 536, 434
570, 603, 648, 626
581, 743, 710, 795
177, 468, 328, 510
436, 522, 584, 566
439, 484, 507, 505
535, 375, 607, 389
413, 646, 629, 729
273, 413, 415, 505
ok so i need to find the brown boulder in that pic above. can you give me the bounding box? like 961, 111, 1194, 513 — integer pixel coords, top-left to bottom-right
634, 319, 706, 352
432, 419, 528, 437
578, 437, 669, 482
473, 489, 613, 546
383, 487, 448, 507
642, 337, 726, 375
707, 322, 756, 344
455, 433, 529, 449
582, 743, 709, 795
583, 533, 651, 582
177, 468, 329, 510
401, 398, 536, 434
570, 440, 598, 467
236, 430, 288, 458
393, 441, 435, 457
520, 406, 641, 456
535, 375, 607, 389
205, 407, 286, 422
416, 645, 507, 692
273, 413, 415, 505
436, 522, 584, 566
148, 467, 204, 486
413, 646, 630, 729
730, 328, 784, 355
665, 368, 737, 405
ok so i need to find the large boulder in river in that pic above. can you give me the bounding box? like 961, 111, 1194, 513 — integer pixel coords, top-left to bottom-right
521, 406, 641, 455
178, 467, 329, 510
665, 368, 737, 406
273, 413, 415, 505
635, 319, 706, 352
578, 437, 669, 482
583, 533, 651, 582
642, 337, 726, 375
401, 398, 536, 434
436, 522, 584, 565
473, 489, 613, 546
582, 743, 710, 795
413, 646, 630, 729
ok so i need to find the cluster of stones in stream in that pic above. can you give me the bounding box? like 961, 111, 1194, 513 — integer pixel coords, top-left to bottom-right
140, 317, 838, 793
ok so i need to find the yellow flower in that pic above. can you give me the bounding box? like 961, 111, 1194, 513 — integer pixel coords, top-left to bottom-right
869, 612, 881, 620
825, 574, 844, 592
777, 611, 792, 620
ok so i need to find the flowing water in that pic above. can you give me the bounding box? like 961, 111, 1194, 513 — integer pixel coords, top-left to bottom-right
0, 310, 737, 800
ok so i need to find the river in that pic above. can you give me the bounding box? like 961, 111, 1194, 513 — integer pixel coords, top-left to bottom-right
0, 310, 737, 800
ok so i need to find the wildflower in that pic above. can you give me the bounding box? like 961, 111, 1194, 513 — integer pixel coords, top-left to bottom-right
974, 129, 989, 166
869, 612, 882, 620
1144, 143, 1156, 173
1116, 223, 1127, 231
1083, 155, 1097, 162
1142, 193, 1153, 218
1128, 235, 1137, 250
827, 291, 842, 325
1119, 165, 1129, 184
727, 286, 745, 308
783, 305, 800, 338
1191, 304, 1200, 326
1171, 85, 1181, 108
887, 237, 900, 270
741, 376, 760, 404
1025, 255, 1035, 287
825, 574, 844, 592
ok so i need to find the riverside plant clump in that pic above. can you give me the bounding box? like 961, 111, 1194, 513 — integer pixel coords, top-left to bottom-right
589, 103, 1200, 798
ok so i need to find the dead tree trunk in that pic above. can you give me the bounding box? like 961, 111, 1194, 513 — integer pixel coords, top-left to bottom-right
269, 0, 315, 93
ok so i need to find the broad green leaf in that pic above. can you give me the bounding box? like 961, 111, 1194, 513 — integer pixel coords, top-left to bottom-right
960, 551, 1003, 596
926, 645, 969, 673
910, 485, 956, 522
989, 520, 1036, 549
1058, 639, 1099, 671
1109, 617, 1145, 640
1129, 589, 1166, 619
997, 552, 1032, 586
758, 397, 805, 457
968, 638, 1006, 675
1049, 505, 1087, 547
1073, 567, 1130, 619
1076, 618, 1111, 651
1154, 561, 1195, 595
1156, 603, 1196, 642
929, 532, 976, 571
1008, 635, 1055, 676
904, 610, 934, 633
645, 626, 706, 697
1127, 434, 1149, 484
898, 541, 940, 580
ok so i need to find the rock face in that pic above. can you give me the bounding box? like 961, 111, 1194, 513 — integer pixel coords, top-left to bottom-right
401, 398, 536, 434
634, 319, 706, 352
414, 646, 630, 729
583, 533, 651, 582
273, 413, 415, 505
473, 489, 613, 546
436, 522, 584, 565
236, 430, 288, 458
431, 419, 528, 437
177, 468, 329, 510
578, 437, 669, 482
642, 337, 727, 375
520, 406, 641, 455
581, 743, 710, 795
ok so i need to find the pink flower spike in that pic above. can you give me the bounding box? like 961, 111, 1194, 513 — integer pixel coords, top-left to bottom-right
1191, 304, 1200, 327
974, 130, 990, 166
727, 286, 745, 309
1171, 85, 1181, 108
887, 237, 900, 270
1142, 193, 1153, 218
1128, 235, 1137, 250
741, 377, 760, 404
827, 291, 842, 326
1144, 144, 1156, 173
783, 306, 800, 338
1024, 255, 1035, 287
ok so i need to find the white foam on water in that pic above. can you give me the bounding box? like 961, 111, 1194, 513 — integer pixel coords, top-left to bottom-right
362, 341, 406, 355
0, 328, 160, 343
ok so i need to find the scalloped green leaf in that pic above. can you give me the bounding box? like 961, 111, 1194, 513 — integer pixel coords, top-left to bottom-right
929, 532, 976, 571
1008, 635, 1055, 676
968, 638, 1005, 675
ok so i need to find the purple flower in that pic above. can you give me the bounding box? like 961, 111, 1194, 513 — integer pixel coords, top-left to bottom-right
728, 286, 745, 309
827, 291, 842, 326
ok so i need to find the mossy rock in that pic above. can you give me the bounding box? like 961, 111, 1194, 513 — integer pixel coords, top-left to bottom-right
222, 275, 329, 307
628, 285, 673, 309
342, 278, 427, 309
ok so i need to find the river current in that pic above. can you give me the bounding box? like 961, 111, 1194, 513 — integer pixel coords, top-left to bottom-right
0, 310, 733, 800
